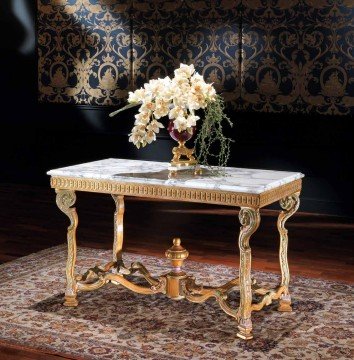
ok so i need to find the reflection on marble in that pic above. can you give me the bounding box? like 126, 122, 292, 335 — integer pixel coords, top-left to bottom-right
47, 159, 304, 194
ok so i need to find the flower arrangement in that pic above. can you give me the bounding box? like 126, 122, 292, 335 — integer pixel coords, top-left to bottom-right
110, 63, 233, 167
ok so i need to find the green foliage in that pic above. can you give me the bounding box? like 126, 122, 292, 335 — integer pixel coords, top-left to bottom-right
194, 95, 233, 167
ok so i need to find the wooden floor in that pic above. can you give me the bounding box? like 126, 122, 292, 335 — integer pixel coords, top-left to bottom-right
0, 183, 353, 359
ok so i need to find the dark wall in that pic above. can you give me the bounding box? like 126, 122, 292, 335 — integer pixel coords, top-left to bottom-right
0, 1, 353, 217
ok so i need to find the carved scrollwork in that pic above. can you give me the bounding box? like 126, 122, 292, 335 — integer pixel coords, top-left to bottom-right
237, 207, 260, 339
251, 286, 285, 312
55, 189, 78, 306
56, 189, 76, 214
53, 188, 297, 340
182, 276, 241, 320
239, 207, 260, 236
277, 192, 300, 307
279, 193, 300, 213
76, 259, 166, 295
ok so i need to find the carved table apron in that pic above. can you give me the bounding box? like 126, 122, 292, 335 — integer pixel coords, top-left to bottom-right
48, 158, 304, 340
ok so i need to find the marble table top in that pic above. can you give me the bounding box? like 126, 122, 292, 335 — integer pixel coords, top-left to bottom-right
48, 158, 304, 195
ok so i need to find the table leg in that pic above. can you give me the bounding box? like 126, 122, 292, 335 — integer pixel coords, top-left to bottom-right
112, 195, 124, 264
56, 190, 79, 307
237, 207, 260, 340
277, 192, 300, 312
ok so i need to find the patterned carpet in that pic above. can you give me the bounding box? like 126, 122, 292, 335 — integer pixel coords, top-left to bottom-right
0, 245, 353, 360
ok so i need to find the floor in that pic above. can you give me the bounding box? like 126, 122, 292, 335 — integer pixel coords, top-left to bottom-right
0, 183, 353, 359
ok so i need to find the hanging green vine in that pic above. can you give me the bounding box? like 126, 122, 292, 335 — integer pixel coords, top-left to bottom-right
194, 95, 234, 168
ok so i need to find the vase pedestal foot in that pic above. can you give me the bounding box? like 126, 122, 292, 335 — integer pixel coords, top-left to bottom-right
168, 165, 202, 178
171, 141, 197, 165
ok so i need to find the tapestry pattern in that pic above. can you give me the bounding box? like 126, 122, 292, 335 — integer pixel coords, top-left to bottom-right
241, 0, 354, 115
37, 0, 131, 105
132, 0, 241, 105
37, 0, 354, 114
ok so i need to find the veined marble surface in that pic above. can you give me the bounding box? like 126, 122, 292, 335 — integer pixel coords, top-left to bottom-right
47, 158, 304, 194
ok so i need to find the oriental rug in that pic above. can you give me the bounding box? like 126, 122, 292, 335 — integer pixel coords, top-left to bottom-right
0, 245, 353, 360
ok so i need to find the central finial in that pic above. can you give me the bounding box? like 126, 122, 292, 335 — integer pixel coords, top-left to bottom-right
164, 238, 190, 300
165, 237, 189, 271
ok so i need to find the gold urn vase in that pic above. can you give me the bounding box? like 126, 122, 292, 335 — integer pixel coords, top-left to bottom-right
167, 119, 202, 177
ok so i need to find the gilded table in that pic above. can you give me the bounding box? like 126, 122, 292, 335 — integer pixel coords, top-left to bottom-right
48, 158, 304, 340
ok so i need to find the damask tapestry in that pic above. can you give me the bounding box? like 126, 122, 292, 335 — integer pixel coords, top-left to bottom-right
37, 0, 131, 105
37, 0, 354, 115
242, 0, 354, 115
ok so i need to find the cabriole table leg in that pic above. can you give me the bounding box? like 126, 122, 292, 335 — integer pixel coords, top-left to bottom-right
237, 207, 260, 340
56, 189, 79, 307
277, 192, 300, 312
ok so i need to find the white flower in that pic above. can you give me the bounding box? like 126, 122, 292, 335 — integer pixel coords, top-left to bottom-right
122, 63, 219, 149
174, 63, 195, 79
171, 77, 190, 96
134, 111, 151, 125
153, 99, 170, 119
168, 106, 184, 120
191, 73, 204, 83
205, 83, 217, 100
144, 80, 159, 98
140, 101, 156, 113
131, 124, 146, 135
173, 116, 189, 132
128, 88, 146, 103
147, 120, 164, 133
190, 81, 206, 95
145, 130, 156, 144
186, 114, 199, 127
129, 131, 145, 148
187, 94, 204, 111
172, 95, 187, 109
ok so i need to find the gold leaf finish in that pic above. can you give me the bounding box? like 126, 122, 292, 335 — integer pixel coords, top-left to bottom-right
237, 207, 260, 340
51, 176, 302, 208
111, 195, 125, 263
52, 175, 301, 340
55, 189, 79, 306
277, 192, 300, 311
